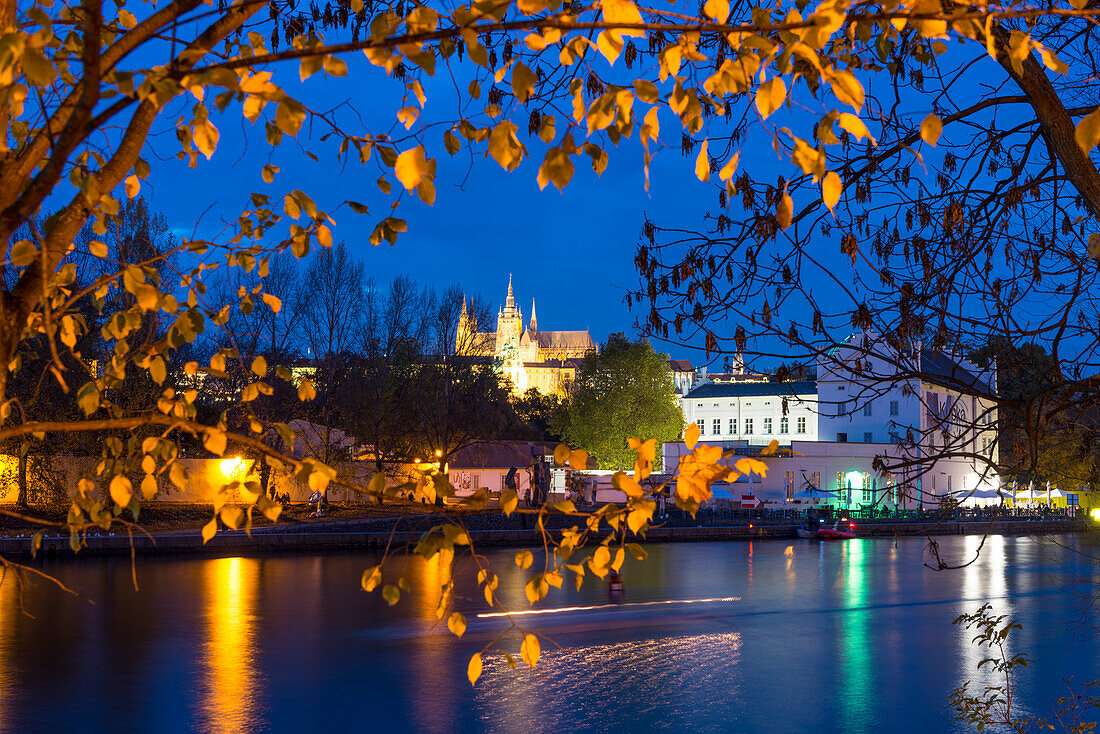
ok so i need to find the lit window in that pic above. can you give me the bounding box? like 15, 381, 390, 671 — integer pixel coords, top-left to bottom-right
780, 417, 789, 434
745, 418, 754, 435
797, 417, 806, 434
763, 417, 772, 434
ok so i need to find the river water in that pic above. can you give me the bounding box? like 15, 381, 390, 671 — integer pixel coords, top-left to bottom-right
1, 534, 1098, 733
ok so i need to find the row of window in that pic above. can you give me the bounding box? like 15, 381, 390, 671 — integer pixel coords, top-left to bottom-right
696, 416, 808, 436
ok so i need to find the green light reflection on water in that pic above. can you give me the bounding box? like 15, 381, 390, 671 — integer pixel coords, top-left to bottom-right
838, 539, 874, 726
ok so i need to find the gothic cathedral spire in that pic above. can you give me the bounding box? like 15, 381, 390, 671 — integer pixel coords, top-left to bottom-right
530, 298, 537, 332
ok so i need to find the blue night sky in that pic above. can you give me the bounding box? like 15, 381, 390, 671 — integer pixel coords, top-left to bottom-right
126, 53, 773, 364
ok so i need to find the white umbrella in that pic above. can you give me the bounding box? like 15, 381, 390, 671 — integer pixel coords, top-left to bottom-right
792, 487, 839, 505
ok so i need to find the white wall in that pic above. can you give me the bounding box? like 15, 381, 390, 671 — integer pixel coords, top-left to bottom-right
681, 388, 818, 445
661, 440, 998, 510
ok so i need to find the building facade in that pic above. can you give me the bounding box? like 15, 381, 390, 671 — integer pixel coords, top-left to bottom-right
456, 275, 596, 394
670, 332, 1000, 507
815, 332, 999, 490
680, 380, 820, 445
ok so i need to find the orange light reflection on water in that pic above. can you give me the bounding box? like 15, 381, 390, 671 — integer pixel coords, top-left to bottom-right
200, 557, 261, 734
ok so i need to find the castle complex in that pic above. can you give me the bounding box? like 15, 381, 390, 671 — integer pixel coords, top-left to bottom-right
456, 276, 596, 394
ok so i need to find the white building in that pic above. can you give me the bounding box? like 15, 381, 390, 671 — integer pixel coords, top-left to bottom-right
816, 332, 999, 494
680, 379, 819, 445
666, 333, 1000, 508
660, 440, 997, 510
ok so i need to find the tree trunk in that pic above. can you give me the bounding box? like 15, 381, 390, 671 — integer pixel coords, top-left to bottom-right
258, 454, 271, 497
16, 447, 27, 508
992, 25, 1100, 218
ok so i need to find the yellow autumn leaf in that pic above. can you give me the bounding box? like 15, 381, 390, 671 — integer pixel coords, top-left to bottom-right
109, 475, 133, 507
204, 429, 227, 456
521, 634, 541, 668
447, 612, 467, 638
694, 139, 710, 182
684, 421, 700, 449
512, 62, 537, 103
921, 114, 943, 146
219, 506, 243, 530
515, 550, 534, 569
600, 0, 644, 34
201, 519, 217, 544
298, 379, 316, 401
570, 449, 588, 469
703, 0, 728, 21
141, 474, 158, 500
822, 171, 842, 211
467, 653, 483, 686
488, 122, 525, 171
361, 565, 382, 591
837, 113, 875, 143
719, 152, 740, 181
777, 190, 793, 229
394, 145, 430, 191
755, 78, 786, 119
124, 174, 140, 198
1074, 109, 1100, 153
537, 147, 574, 191
829, 70, 865, 111
262, 293, 282, 313
500, 487, 518, 516
193, 119, 219, 159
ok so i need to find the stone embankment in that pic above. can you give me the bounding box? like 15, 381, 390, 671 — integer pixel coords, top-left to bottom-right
0, 514, 1086, 558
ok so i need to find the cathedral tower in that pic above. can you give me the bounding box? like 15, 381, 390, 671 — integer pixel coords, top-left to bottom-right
455, 295, 475, 354
495, 274, 523, 354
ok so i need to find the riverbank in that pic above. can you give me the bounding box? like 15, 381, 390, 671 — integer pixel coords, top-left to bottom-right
1, 512, 1087, 558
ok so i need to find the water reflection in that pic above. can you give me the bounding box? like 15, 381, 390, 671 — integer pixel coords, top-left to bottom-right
475, 633, 744, 734
957, 534, 1012, 697
0, 537, 1095, 733
0, 571, 14, 732
838, 540, 873, 728
200, 557, 262, 734
410, 554, 458, 733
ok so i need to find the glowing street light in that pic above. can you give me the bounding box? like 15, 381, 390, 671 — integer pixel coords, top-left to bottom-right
220, 457, 248, 480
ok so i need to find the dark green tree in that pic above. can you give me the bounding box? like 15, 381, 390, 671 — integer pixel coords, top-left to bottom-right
559, 334, 683, 470
973, 340, 1100, 490
512, 388, 566, 443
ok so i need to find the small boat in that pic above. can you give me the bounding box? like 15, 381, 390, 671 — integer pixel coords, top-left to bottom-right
816, 527, 856, 540
796, 522, 856, 540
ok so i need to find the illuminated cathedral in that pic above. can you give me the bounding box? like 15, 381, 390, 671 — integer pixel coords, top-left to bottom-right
456, 275, 597, 394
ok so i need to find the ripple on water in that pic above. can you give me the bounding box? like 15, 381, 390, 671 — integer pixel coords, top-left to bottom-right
475, 632, 743, 734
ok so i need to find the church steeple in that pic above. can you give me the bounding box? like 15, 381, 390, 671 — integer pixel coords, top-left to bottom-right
530, 299, 537, 332
501, 273, 521, 321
